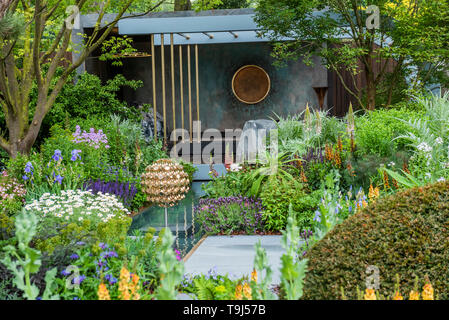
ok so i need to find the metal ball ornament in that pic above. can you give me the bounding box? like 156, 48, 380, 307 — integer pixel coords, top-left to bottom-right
141, 159, 190, 208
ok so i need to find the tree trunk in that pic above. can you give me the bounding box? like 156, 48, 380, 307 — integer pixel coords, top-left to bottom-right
0, 0, 14, 18
364, 56, 376, 111
174, 0, 191, 11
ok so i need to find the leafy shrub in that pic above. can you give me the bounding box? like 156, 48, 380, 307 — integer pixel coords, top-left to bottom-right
194, 196, 265, 235
202, 170, 248, 198
31, 72, 143, 144
1, 211, 59, 300
260, 177, 321, 232
181, 267, 249, 300
302, 181, 449, 300
0, 171, 26, 239
275, 109, 345, 157
383, 93, 449, 187
0, 171, 26, 214
355, 107, 424, 157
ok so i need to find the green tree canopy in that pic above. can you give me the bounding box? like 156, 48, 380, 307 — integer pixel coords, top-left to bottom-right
255, 0, 449, 110
0, 0, 166, 158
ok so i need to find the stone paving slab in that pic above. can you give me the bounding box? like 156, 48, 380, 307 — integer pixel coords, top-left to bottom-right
184, 235, 285, 284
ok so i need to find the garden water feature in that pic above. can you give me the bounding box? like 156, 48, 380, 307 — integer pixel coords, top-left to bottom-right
129, 164, 228, 258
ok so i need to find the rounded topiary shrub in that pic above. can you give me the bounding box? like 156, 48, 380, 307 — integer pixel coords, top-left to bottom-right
303, 181, 449, 300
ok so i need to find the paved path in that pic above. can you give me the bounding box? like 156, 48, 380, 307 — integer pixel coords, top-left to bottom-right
184, 235, 285, 284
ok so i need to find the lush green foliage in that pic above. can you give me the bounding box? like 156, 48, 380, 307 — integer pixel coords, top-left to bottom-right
255, 0, 449, 108
303, 181, 449, 300
355, 107, 424, 157
181, 268, 245, 300
279, 204, 308, 300
29, 71, 143, 145
1, 211, 59, 300
260, 177, 320, 232
154, 228, 185, 300
385, 93, 449, 187
202, 170, 248, 198
57, 229, 158, 300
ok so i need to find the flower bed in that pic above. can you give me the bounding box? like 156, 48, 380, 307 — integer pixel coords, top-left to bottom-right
194, 196, 265, 235
24, 189, 130, 224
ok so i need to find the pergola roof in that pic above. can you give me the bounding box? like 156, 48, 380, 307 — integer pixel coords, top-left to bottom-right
115, 9, 292, 45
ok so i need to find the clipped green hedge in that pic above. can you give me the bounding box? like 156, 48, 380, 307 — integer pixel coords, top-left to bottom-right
303, 181, 449, 300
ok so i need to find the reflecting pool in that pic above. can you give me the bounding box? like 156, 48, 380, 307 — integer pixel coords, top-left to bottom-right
129, 181, 206, 257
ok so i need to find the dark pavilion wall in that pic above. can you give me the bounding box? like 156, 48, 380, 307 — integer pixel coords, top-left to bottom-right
91, 41, 328, 133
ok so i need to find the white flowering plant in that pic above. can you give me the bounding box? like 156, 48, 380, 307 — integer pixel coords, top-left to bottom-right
23, 190, 132, 252
24, 190, 130, 226
387, 93, 449, 187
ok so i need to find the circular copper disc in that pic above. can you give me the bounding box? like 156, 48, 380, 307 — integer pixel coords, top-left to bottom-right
232, 65, 270, 104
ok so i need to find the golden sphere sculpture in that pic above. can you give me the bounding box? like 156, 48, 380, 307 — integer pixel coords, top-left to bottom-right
141, 159, 190, 208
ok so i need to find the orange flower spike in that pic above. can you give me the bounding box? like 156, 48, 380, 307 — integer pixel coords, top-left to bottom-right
368, 184, 375, 199
300, 168, 308, 183
337, 136, 343, 154
235, 284, 243, 300
392, 178, 399, 189
243, 283, 252, 300
251, 269, 258, 282
422, 281, 434, 300
129, 274, 141, 300
325, 144, 333, 162
392, 291, 403, 300
403, 162, 410, 174
362, 199, 368, 208
383, 171, 390, 190
374, 187, 380, 199
97, 283, 111, 300
364, 288, 377, 300
334, 151, 341, 168
118, 266, 131, 300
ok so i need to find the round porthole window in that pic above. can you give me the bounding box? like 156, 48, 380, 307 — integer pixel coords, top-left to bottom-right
232, 65, 271, 104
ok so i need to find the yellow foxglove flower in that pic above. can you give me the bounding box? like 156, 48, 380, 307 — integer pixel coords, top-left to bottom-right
409, 290, 420, 300
235, 284, 243, 300
243, 283, 252, 300
392, 291, 403, 300
119, 266, 131, 300
422, 282, 434, 300
98, 283, 111, 300
251, 269, 258, 282
364, 288, 377, 300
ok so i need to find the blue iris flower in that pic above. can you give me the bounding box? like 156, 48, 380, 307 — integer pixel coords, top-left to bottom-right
70, 149, 82, 162
52, 149, 63, 161
313, 210, 321, 223
54, 174, 63, 184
